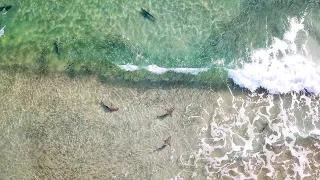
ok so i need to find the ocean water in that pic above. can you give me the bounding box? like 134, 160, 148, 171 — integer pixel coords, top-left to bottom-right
1, 0, 320, 179
0, 0, 319, 86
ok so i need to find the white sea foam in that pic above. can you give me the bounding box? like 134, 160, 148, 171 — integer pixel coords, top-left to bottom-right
118, 64, 139, 71
177, 87, 320, 179
118, 64, 209, 75
120, 16, 320, 94
0, 26, 5, 37
228, 16, 320, 94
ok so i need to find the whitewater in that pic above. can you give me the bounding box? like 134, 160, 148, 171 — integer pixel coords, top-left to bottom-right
229, 16, 320, 94
1, 1, 320, 179
119, 16, 320, 95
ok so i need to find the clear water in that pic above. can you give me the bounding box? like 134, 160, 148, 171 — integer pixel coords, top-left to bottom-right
1, 0, 320, 179
0, 1, 317, 69
1, 73, 320, 179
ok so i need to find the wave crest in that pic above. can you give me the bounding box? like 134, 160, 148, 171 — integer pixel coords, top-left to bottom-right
228, 16, 320, 94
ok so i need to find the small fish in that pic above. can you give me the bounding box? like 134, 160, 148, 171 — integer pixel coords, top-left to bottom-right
100, 101, 119, 112
53, 41, 60, 56
157, 107, 174, 119
154, 136, 171, 152
0, 5, 12, 12
140, 8, 156, 21
260, 124, 268, 133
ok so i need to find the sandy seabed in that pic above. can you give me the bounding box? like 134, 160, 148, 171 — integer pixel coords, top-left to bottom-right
0, 72, 319, 180
0, 72, 217, 179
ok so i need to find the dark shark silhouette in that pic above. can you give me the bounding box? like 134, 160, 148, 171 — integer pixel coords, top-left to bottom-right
140, 8, 156, 21
0, 5, 12, 12
157, 107, 174, 119
154, 136, 171, 152
53, 41, 60, 56
100, 101, 119, 112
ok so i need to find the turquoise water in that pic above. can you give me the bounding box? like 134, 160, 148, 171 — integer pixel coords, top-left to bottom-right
1, 0, 319, 80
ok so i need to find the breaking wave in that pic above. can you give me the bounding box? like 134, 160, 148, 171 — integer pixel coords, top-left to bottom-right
228, 16, 320, 94
118, 64, 209, 75
119, 16, 320, 95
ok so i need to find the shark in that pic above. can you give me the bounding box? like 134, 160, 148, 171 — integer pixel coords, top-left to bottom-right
154, 136, 171, 152
140, 8, 156, 21
100, 101, 119, 112
157, 107, 174, 119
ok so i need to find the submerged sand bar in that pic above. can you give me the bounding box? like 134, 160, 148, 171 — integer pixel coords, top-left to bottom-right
0, 72, 319, 179
0, 72, 215, 179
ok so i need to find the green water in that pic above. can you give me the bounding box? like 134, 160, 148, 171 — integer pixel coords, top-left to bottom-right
0, 0, 319, 83
1, 1, 320, 179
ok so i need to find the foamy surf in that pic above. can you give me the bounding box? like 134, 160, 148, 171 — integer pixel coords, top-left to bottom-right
174, 88, 320, 179
118, 17, 320, 94
228, 16, 320, 94
118, 64, 209, 75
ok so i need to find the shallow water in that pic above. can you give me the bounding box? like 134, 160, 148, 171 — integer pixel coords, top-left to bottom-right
0, 72, 319, 179
1, 0, 320, 179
